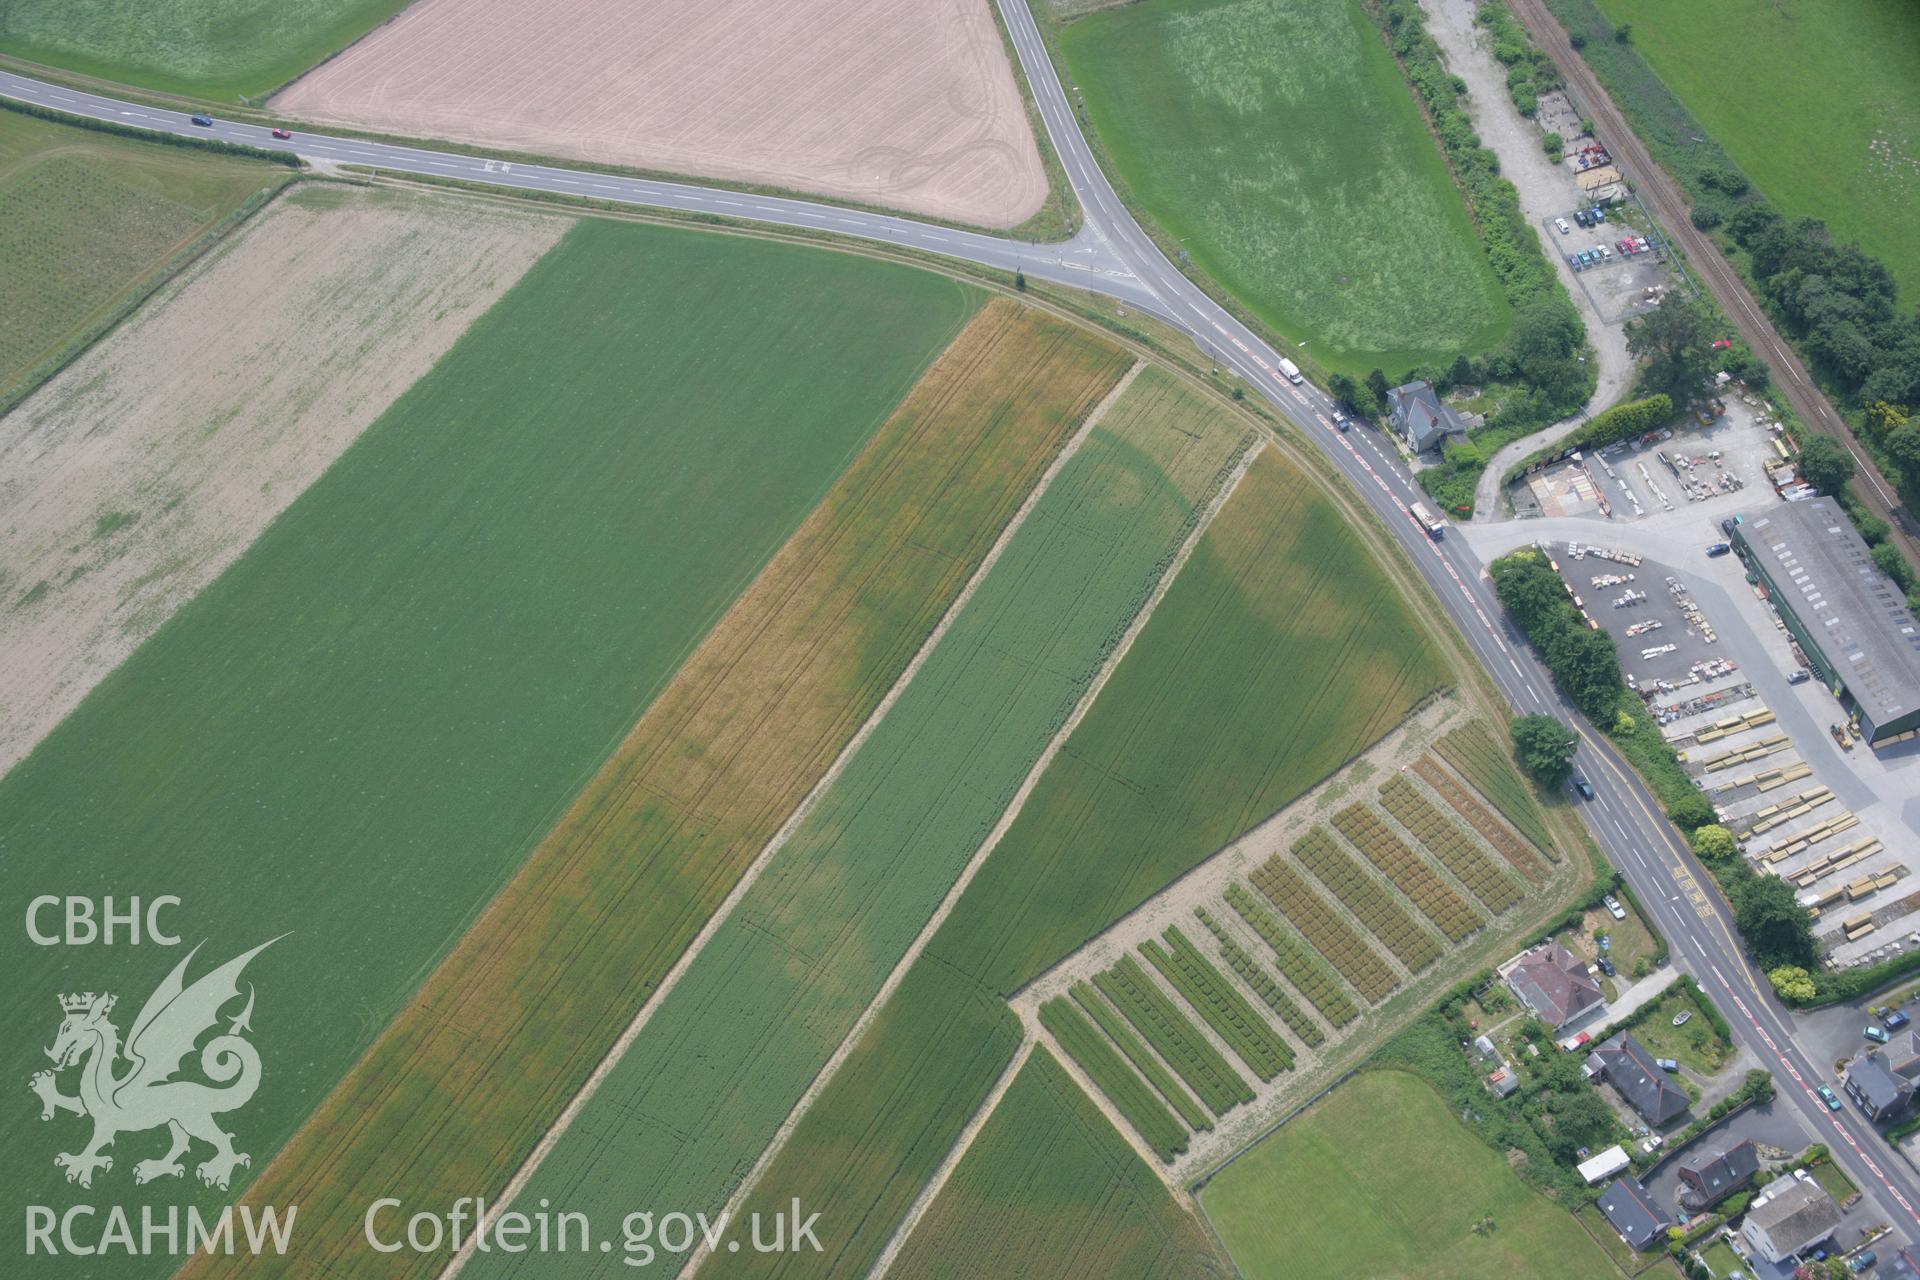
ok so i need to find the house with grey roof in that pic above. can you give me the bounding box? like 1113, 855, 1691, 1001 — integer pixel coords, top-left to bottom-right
1387, 380, 1467, 455
1846, 1048, 1912, 1122
1740, 1172, 1841, 1264
1592, 1033, 1689, 1128
1596, 1178, 1670, 1251
1677, 1138, 1759, 1210
1504, 942, 1605, 1028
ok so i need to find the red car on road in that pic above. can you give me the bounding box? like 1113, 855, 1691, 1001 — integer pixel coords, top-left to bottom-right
270, 128, 292, 140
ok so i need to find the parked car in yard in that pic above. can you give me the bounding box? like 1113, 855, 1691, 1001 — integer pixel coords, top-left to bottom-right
1556, 217, 1571, 234
1886, 1010, 1911, 1031
1672, 1010, 1692, 1027
1604, 895, 1627, 921
1656, 1058, 1679, 1072
1597, 958, 1615, 977
1867, 1025, 1892, 1044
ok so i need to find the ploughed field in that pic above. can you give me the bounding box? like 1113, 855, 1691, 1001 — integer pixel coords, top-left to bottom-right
1054, 0, 1513, 373
271, 0, 1051, 228
1, 219, 982, 1274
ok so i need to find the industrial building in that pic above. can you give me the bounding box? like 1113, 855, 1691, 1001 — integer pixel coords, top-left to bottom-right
1733, 500, 1920, 746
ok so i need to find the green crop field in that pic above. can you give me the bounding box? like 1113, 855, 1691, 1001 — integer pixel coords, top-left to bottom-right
0, 107, 283, 402
1055, 0, 1513, 374
0, 218, 979, 1269
464, 362, 1250, 1278
890, 1050, 1229, 1280
1590, 0, 1920, 297
1201, 1070, 1630, 1278
0, 0, 415, 101
723, 442, 1449, 1277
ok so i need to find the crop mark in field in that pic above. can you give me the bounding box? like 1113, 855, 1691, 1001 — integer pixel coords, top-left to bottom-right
436, 338, 1138, 1280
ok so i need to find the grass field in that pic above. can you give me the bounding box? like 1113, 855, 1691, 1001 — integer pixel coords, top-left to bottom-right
0, 107, 283, 403
723, 443, 1448, 1276
888, 1050, 1230, 1279
3, 220, 983, 1273
460, 358, 1245, 1279
182, 300, 1134, 1280
1200, 1070, 1631, 1278
1590, 0, 1920, 298
0, 0, 415, 101
1055, 0, 1513, 374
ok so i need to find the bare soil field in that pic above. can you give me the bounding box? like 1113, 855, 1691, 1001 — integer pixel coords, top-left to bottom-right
271, 0, 1049, 228
0, 184, 565, 775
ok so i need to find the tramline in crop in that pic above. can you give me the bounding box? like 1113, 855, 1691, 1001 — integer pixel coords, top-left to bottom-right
1291, 828, 1442, 972
1331, 801, 1482, 942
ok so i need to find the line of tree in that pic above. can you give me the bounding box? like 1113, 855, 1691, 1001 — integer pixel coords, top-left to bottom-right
1337, 0, 1594, 458
1489, 549, 1819, 970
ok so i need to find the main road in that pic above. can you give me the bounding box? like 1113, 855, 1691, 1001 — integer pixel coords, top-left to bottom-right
6, 8, 1916, 1237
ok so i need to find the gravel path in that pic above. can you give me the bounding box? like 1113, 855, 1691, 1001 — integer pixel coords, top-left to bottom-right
1415, 0, 1633, 521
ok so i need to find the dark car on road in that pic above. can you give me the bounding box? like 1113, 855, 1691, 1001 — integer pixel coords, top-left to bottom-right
1572, 774, 1594, 800
190, 113, 212, 127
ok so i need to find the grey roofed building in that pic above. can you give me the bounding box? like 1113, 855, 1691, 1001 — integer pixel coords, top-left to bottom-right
1740, 1174, 1842, 1264
1596, 1178, 1670, 1251
1677, 1138, 1759, 1209
1506, 942, 1605, 1028
1845, 1046, 1916, 1122
1732, 500, 1920, 746
1593, 1033, 1689, 1127
1387, 380, 1468, 454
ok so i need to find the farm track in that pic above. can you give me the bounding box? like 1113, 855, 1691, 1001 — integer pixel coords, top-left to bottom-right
182, 300, 1129, 1280
1507, 0, 1920, 559
691, 420, 1255, 1277
673, 358, 1154, 1275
